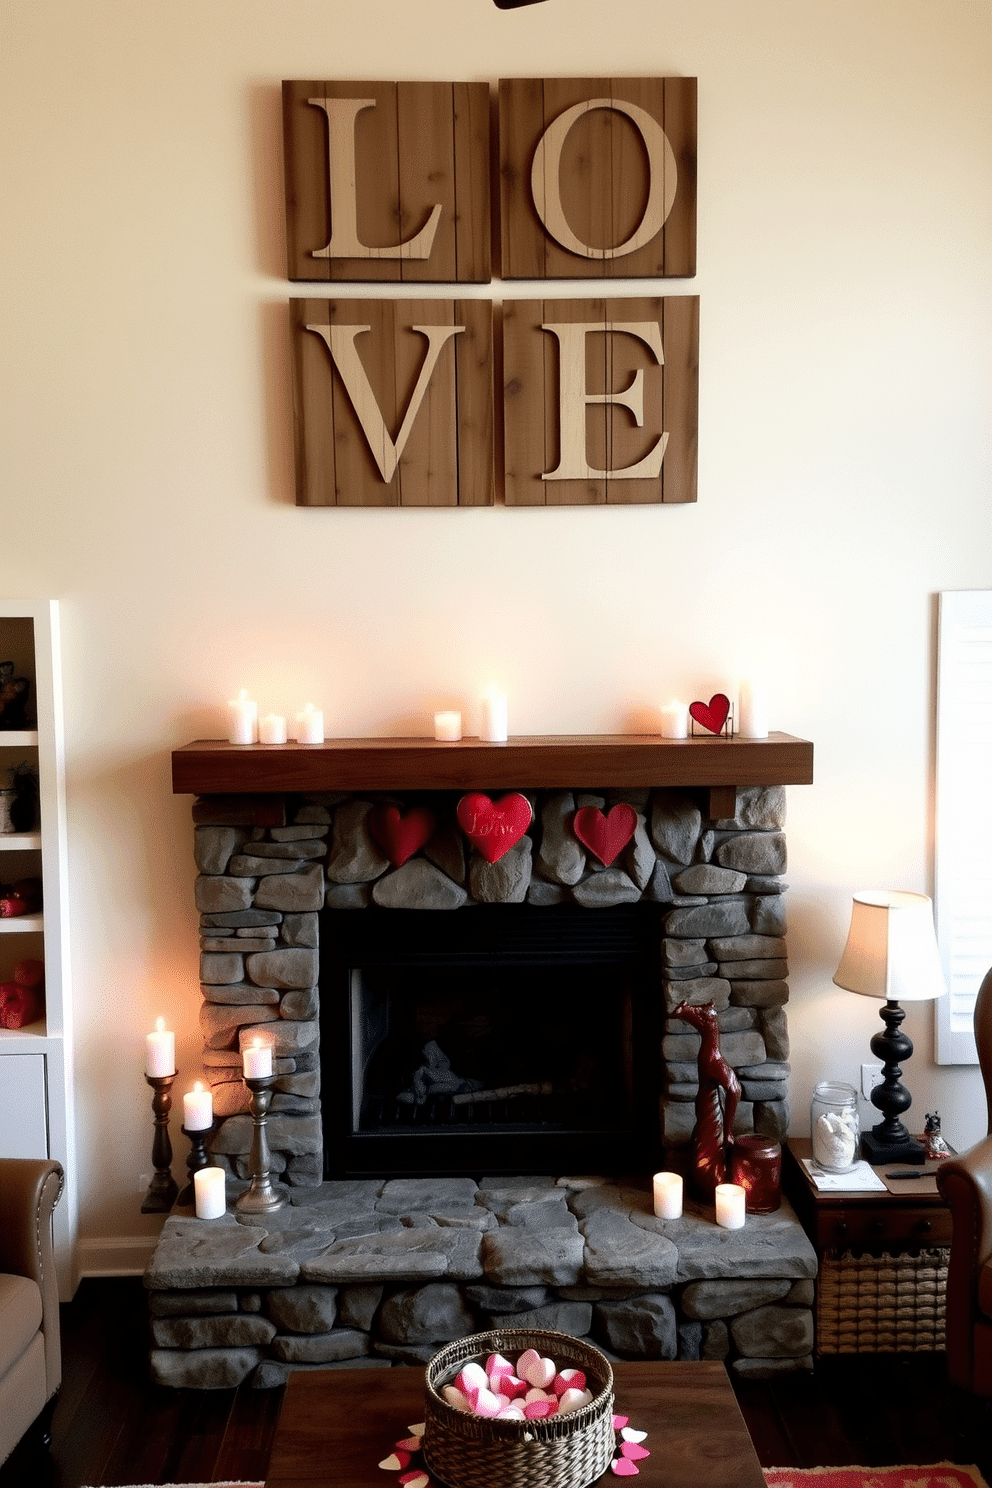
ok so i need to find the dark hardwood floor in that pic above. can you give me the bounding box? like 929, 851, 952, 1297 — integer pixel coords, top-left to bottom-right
1, 1278, 988, 1488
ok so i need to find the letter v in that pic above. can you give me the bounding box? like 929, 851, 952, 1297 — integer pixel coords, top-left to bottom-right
306, 322, 464, 484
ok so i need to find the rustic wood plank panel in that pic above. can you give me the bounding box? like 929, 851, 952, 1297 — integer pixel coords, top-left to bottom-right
291, 298, 493, 507
283, 80, 490, 283
499, 76, 697, 281
172, 733, 815, 797
504, 296, 697, 506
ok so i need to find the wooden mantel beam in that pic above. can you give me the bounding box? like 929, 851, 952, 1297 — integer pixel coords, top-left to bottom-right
172, 733, 813, 814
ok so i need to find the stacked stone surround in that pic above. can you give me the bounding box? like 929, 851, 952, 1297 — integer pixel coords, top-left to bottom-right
146, 1174, 817, 1389
149, 781, 803, 1386
191, 781, 791, 1180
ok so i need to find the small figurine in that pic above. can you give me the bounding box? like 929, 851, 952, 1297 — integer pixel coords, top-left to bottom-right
0, 662, 30, 730
673, 1000, 742, 1199
923, 1110, 952, 1160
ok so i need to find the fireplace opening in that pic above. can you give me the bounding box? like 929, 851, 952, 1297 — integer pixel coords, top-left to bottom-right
320, 902, 666, 1179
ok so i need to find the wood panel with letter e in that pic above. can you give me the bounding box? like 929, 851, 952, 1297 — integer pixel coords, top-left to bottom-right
290, 298, 493, 507
499, 77, 696, 281
503, 296, 698, 506
282, 80, 491, 283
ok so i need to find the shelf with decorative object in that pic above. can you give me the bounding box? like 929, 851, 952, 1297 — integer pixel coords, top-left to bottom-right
0, 601, 76, 1296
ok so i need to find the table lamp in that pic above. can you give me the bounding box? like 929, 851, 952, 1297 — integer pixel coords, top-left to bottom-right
832, 889, 947, 1166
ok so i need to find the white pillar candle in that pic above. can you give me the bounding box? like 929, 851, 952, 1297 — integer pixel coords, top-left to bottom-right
183, 1080, 213, 1131
243, 1039, 273, 1079
258, 713, 287, 744
193, 1166, 227, 1220
434, 710, 462, 742
652, 1171, 683, 1219
227, 688, 258, 744
737, 681, 768, 739
145, 1017, 175, 1077
295, 703, 324, 744
715, 1182, 747, 1230
479, 686, 508, 743
658, 701, 689, 739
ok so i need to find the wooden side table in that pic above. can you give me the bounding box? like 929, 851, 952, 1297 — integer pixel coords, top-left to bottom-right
784, 1137, 953, 1354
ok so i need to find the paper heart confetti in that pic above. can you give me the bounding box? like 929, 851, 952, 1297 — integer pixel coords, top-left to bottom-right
367, 803, 437, 866
612, 1459, 640, 1476
456, 791, 533, 863
689, 693, 731, 735
572, 803, 637, 866
621, 1441, 651, 1461
621, 1427, 648, 1443
399, 1474, 430, 1488
612, 1414, 629, 1430
379, 1451, 411, 1470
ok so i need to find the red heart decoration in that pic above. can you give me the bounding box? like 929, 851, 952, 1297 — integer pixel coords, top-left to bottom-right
367, 804, 436, 866
612, 1460, 640, 1477
456, 792, 533, 863
621, 1442, 651, 1461
572, 804, 637, 867
689, 693, 730, 735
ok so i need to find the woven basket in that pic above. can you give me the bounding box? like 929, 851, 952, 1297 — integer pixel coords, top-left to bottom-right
423, 1328, 615, 1488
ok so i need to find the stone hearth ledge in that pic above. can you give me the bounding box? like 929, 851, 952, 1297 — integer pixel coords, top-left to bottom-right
145, 1174, 816, 1389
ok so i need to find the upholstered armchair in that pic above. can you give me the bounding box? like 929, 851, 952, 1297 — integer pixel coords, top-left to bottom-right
937, 966, 992, 1394
0, 1157, 64, 1465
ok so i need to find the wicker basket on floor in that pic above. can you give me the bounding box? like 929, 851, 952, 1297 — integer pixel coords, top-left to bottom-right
423, 1328, 615, 1488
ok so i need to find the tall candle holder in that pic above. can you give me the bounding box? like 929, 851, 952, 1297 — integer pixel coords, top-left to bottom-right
234, 1073, 288, 1214
177, 1122, 216, 1208
141, 1072, 179, 1214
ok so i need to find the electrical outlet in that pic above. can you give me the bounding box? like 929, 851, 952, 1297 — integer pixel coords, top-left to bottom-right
138, 1172, 151, 1194
861, 1062, 884, 1099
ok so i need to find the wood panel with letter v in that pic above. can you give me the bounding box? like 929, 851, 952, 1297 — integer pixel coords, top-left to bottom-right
282, 80, 491, 284
503, 295, 698, 506
499, 76, 696, 281
290, 298, 494, 507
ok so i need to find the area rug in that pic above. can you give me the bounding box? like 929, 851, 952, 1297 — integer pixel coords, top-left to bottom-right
764, 1468, 989, 1488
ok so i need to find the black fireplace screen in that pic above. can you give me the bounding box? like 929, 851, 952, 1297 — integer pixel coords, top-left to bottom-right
320, 903, 664, 1178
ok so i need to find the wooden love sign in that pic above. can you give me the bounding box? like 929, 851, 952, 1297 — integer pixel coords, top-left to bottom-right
283, 76, 699, 510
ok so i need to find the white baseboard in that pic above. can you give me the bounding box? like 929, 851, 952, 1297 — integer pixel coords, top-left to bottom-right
76, 1235, 158, 1278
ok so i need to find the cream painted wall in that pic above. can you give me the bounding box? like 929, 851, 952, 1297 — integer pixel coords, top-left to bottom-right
1, 0, 990, 1270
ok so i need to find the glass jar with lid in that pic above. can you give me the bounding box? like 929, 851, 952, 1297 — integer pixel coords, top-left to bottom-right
810, 1080, 860, 1172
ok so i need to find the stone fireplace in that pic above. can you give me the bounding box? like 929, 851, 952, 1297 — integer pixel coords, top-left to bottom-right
145, 732, 818, 1388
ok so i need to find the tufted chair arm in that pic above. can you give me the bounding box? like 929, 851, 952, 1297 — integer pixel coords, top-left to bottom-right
938, 1137, 992, 1393
0, 1158, 64, 1396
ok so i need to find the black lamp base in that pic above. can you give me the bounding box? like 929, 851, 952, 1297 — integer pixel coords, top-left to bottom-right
861, 1128, 926, 1166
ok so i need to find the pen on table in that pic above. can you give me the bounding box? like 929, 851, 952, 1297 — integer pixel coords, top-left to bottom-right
885, 1170, 929, 1179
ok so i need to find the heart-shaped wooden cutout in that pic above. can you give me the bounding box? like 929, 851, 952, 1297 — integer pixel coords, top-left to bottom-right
689, 693, 730, 735
367, 804, 436, 866
572, 803, 637, 866
456, 792, 533, 863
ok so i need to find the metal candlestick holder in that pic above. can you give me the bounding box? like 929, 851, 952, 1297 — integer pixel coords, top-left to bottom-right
234, 1073, 287, 1214
177, 1122, 216, 1207
141, 1072, 179, 1214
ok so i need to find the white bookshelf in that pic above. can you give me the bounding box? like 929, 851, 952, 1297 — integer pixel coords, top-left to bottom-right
0, 601, 77, 1296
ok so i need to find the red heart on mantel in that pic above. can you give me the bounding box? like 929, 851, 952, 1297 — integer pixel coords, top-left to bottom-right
689, 693, 731, 735
367, 804, 437, 867
456, 792, 533, 864
572, 804, 637, 867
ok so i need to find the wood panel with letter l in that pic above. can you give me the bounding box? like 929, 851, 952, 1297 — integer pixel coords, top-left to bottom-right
282, 80, 491, 284
290, 298, 494, 507
502, 296, 698, 506
499, 77, 696, 281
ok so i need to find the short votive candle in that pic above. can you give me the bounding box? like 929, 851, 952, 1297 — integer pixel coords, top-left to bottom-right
658, 701, 689, 739
258, 713, 287, 744
227, 689, 258, 744
194, 1166, 227, 1220
434, 710, 462, 742
652, 1171, 683, 1219
715, 1182, 747, 1230
479, 686, 508, 743
243, 1040, 273, 1079
295, 704, 324, 744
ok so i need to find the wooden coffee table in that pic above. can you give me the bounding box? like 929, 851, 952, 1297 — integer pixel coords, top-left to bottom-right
265, 1360, 767, 1488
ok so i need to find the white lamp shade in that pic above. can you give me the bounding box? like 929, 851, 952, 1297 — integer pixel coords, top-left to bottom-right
832, 890, 947, 1002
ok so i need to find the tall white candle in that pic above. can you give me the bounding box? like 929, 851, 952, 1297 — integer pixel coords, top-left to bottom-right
737, 681, 768, 740
228, 688, 258, 744
295, 703, 324, 744
183, 1080, 213, 1131
658, 701, 689, 739
479, 686, 508, 743
715, 1182, 747, 1230
243, 1039, 273, 1079
652, 1171, 683, 1219
145, 1017, 175, 1077
194, 1166, 227, 1220
434, 710, 462, 742
258, 713, 287, 744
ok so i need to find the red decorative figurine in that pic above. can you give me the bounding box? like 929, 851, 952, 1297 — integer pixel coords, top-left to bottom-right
673, 999, 741, 1199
